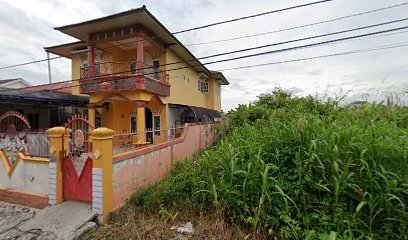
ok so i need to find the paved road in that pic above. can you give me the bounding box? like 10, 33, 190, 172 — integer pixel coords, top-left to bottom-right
0, 201, 96, 240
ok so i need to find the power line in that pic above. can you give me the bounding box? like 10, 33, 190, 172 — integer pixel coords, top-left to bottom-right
8, 40, 408, 99
172, 0, 334, 34
184, 1, 408, 46
2, 1, 407, 76
216, 41, 408, 71
7, 33, 408, 97
0, 0, 333, 71
200, 25, 408, 66
186, 17, 408, 61
2, 23, 408, 96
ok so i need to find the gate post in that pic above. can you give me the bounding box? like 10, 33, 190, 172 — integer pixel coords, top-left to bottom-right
91, 127, 114, 223
47, 126, 69, 205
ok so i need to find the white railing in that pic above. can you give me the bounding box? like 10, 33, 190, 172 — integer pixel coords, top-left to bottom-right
112, 126, 184, 155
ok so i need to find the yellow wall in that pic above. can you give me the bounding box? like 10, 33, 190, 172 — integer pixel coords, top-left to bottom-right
206, 79, 215, 110
99, 100, 134, 133
165, 50, 223, 111
91, 91, 167, 135
71, 45, 222, 111
166, 50, 208, 108
71, 57, 81, 95
214, 80, 222, 111
71, 50, 113, 95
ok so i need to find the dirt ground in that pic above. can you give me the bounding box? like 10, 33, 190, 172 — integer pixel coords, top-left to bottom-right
82, 208, 269, 240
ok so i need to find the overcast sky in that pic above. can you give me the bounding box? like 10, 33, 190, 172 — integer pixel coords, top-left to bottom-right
0, 0, 407, 110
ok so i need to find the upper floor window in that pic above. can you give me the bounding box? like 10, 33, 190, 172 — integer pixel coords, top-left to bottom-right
152, 60, 160, 79
198, 81, 209, 93
81, 62, 101, 78
129, 63, 137, 74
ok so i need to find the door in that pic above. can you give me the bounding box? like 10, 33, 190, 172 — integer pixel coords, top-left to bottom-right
145, 107, 153, 143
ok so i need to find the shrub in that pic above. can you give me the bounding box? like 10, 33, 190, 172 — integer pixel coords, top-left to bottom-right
128, 90, 408, 239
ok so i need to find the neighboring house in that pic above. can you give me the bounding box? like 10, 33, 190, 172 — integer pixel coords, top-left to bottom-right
0, 87, 88, 130
0, 77, 87, 130
0, 78, 31, 89
45, 6, 229, 135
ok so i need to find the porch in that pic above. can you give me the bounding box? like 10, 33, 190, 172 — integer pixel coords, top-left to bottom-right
87, 93, 168, 144
79, 61, 170, 96
75, 30, 171, 96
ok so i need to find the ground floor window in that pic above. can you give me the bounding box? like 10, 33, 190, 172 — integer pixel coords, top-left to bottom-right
153, 115, 161, 136
130, 116, 137, 133
95, 116, 102, 128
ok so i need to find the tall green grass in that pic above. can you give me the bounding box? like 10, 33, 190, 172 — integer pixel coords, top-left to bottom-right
129, 90, 408, 239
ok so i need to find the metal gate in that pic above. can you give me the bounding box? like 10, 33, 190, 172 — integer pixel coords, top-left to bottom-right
0, 111, 30, 168
62, 115, 94, 202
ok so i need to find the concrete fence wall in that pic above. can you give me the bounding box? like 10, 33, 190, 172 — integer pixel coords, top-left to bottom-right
0, 155, 49, 195
111, 123, 218, 209
0, 154, 49, 208
0, 123, 219, 222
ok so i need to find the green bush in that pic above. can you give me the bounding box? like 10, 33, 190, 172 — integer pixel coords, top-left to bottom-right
129, 90, 408, 239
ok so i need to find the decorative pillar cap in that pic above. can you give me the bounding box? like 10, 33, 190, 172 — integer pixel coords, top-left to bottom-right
47, 127, 66, 136
91, 127, 115, 139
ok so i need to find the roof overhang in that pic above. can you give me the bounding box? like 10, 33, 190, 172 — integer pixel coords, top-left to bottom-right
44, 41, 87, 59
210, 70, 229, 85
0, 88, 89, 106
46, 6, 224, 79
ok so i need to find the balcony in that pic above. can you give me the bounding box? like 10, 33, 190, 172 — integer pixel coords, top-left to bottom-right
79, 61, 170, 96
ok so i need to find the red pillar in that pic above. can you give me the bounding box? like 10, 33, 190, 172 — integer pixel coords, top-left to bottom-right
87, 43, 95, 78
135, 33, 144, 88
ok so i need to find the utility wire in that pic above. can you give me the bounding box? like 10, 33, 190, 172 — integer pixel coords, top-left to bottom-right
174, 17, 408, 63
172, 0, 334, 34
216, 41, 408, 71
1, 23, 408, 96
200, 25, 408, 66
6, 40, 408, 100
4, 1, 407, 71
0, 0, 333, 71
184, 1, 408, 46
4, 27, 408, 97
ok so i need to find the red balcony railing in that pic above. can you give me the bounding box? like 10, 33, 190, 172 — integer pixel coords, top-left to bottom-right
79, 61, 170, 96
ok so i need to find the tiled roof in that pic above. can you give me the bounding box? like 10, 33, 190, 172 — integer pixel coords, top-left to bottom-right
25, 82, 72, 94
54, 6, 146, 31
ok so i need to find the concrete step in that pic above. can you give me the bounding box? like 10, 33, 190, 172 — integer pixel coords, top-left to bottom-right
19, 201, 97, 240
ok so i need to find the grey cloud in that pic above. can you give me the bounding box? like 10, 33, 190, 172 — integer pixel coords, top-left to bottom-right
307, 69, 323, 76
1, 0, 408, 112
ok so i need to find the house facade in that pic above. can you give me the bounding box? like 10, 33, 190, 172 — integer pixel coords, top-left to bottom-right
46, 6, 229, 140
0, 7, 227, 218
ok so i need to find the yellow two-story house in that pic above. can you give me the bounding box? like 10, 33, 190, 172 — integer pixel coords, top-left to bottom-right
45, 6, 229, 142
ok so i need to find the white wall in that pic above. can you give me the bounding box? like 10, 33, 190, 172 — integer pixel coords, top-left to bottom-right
167, 106, 181, 128
0, 160, 49, 195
